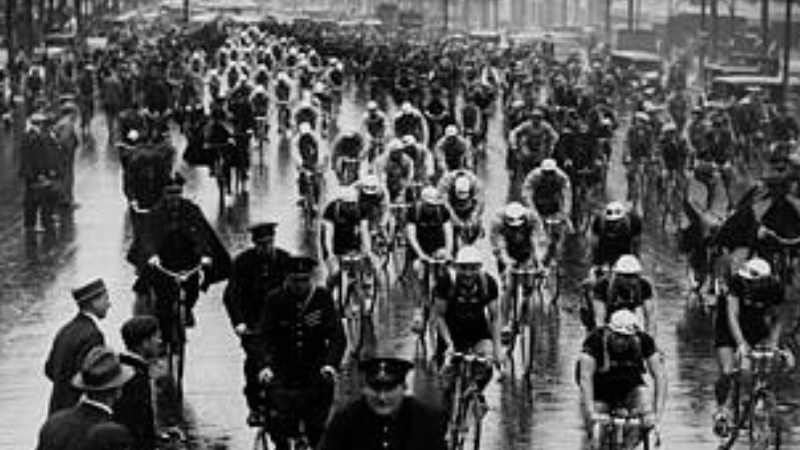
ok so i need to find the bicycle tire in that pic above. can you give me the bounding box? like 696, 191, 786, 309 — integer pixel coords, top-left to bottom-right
749, 391, 778, 450
470, 395, 483, 450
447, 374, 465, 450
252, 428, 269, 450
519, 283, 535, 378
344, 277, 363, 357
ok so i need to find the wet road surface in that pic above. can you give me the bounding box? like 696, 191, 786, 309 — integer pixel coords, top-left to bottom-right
1, 88, 799, 450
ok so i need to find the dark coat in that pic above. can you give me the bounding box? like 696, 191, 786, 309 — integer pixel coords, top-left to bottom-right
113, 353, 155, 450
255, 286, 346, 382
44, 313, 105, 414
319, 397, 448, 450
35, 401, 132, 450
126, 197, 231, 287
19, 127, 61, 182
223, 247, 292, 330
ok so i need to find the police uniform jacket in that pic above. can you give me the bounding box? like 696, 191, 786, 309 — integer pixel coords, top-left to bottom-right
255, 286, 346, 383
223, 247, 292, 330
320, 397, 448, 450
44, 313, 104, 414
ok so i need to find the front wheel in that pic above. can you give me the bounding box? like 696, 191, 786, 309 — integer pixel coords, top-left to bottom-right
749, 392, 780, 450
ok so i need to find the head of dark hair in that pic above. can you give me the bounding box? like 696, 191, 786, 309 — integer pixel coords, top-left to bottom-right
120, 315, 160, 351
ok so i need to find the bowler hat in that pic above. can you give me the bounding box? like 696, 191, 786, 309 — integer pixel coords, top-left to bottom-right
72, 279, 107, 305
72, 346, 135, 391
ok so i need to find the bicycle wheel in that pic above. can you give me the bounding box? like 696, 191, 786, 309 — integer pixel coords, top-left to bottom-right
518, 284, 535, 378
749, 391, 779, 450
345, 280, 364, 357
252, 427, 270, 450
469, 395, 484, 450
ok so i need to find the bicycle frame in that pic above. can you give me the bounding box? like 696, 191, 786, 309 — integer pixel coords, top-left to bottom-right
446, 352, 490, 450
417, 258, 448, 359
338, 253, 375, 358
505, 265, 543, 377
591, 410, 654, 450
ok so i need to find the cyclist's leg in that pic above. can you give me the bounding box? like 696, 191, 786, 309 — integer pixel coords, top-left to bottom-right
472, 339, 496, 391
714, 345, 738, 433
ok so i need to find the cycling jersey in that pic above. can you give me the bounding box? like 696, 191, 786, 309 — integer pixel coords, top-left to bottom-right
660, 136, 689, 171
364, 113, 386, 138
435, 271, 499, 351
407, 203, 450, 255
323, 200, 364, 256
495, 222, 537, 263
525, 170, 570, 217
715, 275, 784, 348
582, 328, 656, 404
590, 215, 642, 266
591, 276, 654, 318
359, 191, 385, 225
297, 134, 320, 170
627, 124, 653, 160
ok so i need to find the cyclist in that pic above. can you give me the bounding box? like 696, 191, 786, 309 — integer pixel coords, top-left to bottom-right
624, 112, 656, 204
355, 174, 389, 237
331, 130, 366, 186
712, 258, 790, 437
577, 310, 667, 443
374, 139, 416, 204
658, 122, 689, 188
434, 245, 501, 380
223, 222, 292, 425
407, 186, 454, 330
274, 71, 293, 130
321, 185, 374, 292
522, 158, 573, 261
292, 122, 327, 210
508, 108, 559, 185
489, 202, 545, 341
433, 125, 473, 176
438, 169, 485, 249
255, 255, 346, 450
393, 101, 429, 148
399, 134, 435, 185
294, 100, 320, 135
588, 201, 643, 279
694, 114, 735, 210
588, 255, 656, 335
361, 101, 388, 162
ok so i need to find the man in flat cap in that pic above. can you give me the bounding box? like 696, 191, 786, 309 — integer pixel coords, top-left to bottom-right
36, 346, 134, 450
223, 221, 292, 424
44, 279, 112, 415
253, 255, 346, 449
319, 343, 447, 450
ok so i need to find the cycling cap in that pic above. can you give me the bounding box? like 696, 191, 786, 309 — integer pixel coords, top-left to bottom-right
604, 201, 627, 221
531, 108, 544, 118
445, 125, 458, 137
367, 101, 378, 111
299, 122, 313, 134
420, 186, 441, 204
337, 185, 359, 202
401, 102, 413, 113
455, 246, 483, 266
608, 310, 640, 335
454, 175, 472, 199
359, 175, 380, 194
613, 255, 643, 275
401, 134, 416, 146
634, 112, 649, 122
541, 158, 558, 171
662, 122, 677, 132
503, 202, 527, 226
738, 258, 771, 280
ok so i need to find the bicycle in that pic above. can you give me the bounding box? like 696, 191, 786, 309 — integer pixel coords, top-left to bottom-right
589, 409, 658, 450
298, 167, 323, 232
414, 257, 448, 361
571, 164, 605, 236
150, 262, 204, 401
541, 216, 566, 305
502, 264, 545, 379
252, 382, 315, 450
333, 253, 378, 360
445, 352, 491, 450
717, 347, 792, 450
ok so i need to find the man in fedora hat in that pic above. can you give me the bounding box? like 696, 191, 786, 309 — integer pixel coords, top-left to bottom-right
319, 342, 447, 450
223, 221, 292, 424
44, 279, 112, 415
36, 346, 134, 450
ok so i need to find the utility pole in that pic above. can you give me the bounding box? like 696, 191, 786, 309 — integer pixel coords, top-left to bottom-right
783, 0, 793, 101
761, 0, 770, 55
699, 0, 707, 88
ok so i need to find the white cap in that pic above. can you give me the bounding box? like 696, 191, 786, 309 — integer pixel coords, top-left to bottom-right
420, 186, 441, 204
401, 102, 412, 113
503, 202, 527, 226
738, 258, 771, 280
454, 175, 472, 199
445, 125, 458, 137
127, 129, 140, 142
402, 135, 416, 146
541, 158, 558, 171
604, 201, 627, 221
337, 185, 359, 202
359, 175, 380, 194
455, 246, 482, 266
299, 122, 313, 134
367, 101, 378, 110
608, 310, 640, 335
613, 255, 643, 275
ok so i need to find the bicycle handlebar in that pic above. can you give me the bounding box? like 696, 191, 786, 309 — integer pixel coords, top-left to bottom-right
152, 262, 204, 283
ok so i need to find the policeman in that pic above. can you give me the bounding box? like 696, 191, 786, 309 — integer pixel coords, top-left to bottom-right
223, 222, 292, 424
254, 255, 346, 450
319, 344, 447, 450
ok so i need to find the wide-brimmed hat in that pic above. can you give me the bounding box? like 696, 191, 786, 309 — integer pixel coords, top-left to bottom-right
72, 346, 135, 391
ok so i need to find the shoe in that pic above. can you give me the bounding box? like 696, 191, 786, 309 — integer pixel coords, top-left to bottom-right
247, 410, 265, 427
712, 408, 732, 438
411, 308, 425, 334
185, 310, 196, 328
